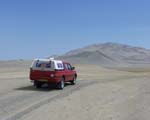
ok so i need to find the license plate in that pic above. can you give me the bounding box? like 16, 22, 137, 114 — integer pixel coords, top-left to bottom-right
38, 79, 48, 82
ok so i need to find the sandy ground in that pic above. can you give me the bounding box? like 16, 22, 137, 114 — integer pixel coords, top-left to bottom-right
20, 77, 150, 120
0, 61, 150, 120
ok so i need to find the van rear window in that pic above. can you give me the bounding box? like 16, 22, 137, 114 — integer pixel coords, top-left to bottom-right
36, 62, 51, 68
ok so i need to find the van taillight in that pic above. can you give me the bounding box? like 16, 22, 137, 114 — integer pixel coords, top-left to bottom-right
30, 68, 32, 74
51, 74, 55, 78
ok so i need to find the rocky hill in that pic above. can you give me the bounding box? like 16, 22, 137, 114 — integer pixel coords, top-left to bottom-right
57, 42, 150, 66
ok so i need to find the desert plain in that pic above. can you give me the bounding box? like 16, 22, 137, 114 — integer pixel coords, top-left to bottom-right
0, 60, 150, 120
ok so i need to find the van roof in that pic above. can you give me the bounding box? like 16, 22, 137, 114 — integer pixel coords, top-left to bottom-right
33, 58, 71, 64
34, 59, 51, 62
33, 58, 64, 63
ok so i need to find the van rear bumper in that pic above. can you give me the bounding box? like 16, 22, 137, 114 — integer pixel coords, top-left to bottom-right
30, 76, 61, 83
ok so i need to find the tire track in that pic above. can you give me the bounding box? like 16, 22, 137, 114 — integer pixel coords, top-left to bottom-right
2, 76, 142, 120
0, 80, 98, 120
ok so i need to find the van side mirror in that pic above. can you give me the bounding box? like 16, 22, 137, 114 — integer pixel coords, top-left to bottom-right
71, 67, 75, 70
71, 66, 75, 70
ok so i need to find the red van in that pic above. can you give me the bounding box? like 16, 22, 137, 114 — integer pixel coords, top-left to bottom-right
30, 58, 77, 89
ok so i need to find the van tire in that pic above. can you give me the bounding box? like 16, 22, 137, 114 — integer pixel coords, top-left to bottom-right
57, 77, 65, 90
71, 75, 77, 85
34, 81, 42, 88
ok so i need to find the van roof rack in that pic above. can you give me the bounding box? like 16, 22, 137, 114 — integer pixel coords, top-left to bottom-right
49, 58, 54, 60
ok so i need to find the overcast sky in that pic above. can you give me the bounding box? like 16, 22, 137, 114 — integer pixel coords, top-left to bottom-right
0, 0, 150, 60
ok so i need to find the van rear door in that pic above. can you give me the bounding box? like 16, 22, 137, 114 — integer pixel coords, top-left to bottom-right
30, 60, 54, 80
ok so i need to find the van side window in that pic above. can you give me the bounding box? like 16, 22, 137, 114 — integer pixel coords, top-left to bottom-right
65, 64, 69, 70
64, 63, 72, 70
57, 63, 63, 68
67, 64, 72, 70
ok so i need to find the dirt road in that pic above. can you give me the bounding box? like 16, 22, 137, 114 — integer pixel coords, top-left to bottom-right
20, 76, 150, 120
0, 76, 150, 120
0, 78, 98, 120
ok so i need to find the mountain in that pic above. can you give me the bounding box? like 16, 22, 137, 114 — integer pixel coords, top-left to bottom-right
57, 42, 150, 66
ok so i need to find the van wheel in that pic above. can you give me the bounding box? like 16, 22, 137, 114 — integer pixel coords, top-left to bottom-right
71, 76, 77, 85
34, 81, 42, 88
57, 77, 65, 90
